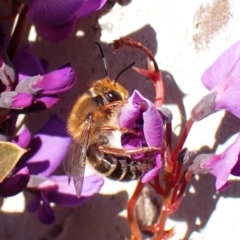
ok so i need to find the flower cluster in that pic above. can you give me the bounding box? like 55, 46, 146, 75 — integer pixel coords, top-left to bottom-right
191, 40, 240, 190
0, 44, 75, 110
0, 0, 107, 224
0, 115, 104, 224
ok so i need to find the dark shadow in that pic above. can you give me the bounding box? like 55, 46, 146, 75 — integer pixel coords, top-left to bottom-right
169, 175, 240, 240
58, 191, 130, 240
0, 191, 129, 240
170, 174, 218, 240
213, 112, 240, 149
162, 70, 187, 148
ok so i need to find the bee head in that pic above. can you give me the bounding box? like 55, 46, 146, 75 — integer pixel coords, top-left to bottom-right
92, 78, 129, 102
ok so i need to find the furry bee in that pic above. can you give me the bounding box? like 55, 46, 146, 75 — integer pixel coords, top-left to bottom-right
64, 43, 159, 197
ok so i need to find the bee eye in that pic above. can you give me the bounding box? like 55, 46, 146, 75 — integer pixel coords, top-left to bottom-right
105, 90, 122, 102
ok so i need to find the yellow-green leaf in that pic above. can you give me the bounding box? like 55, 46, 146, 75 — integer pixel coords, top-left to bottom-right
0, 141, 27, 183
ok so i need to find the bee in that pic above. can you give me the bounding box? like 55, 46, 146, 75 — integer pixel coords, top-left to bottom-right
64, 42, 161, 197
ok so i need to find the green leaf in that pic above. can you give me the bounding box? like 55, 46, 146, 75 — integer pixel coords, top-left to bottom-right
0, 141, 26, 182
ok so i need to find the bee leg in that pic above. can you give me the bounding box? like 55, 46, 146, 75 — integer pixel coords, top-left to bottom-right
102, 100, 128, 109
98, 125, 138, 135
98, 145, 162, 157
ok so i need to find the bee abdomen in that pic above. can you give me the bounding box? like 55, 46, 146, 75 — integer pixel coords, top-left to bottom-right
107, 157, 154, 181
87, 144, 154, 181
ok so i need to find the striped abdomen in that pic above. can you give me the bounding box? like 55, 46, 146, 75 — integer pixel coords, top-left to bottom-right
87, 144, 154, 181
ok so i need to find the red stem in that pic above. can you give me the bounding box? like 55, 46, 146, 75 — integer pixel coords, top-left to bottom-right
173, 170, 193, 203
165, 122, 172, 156
153, 71, 164, 107
152, 118, 195, 238
0, 13, 17, 21
153, 176, 165, 195
172, 118, 194, 158
113, 37, 159, 71
7, 4, 29, 60
127, 182, 144, 240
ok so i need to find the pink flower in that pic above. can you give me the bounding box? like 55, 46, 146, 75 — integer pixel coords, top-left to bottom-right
190, 133, 240, 190
119, 90, 164, 183
192, 40, 240, 121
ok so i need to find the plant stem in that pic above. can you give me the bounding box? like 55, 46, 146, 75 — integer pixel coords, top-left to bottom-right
113, 37, 159, 71
151, 118, 195, 239
127, 181, 144, 240
7, 4, 29, 60
172, 118, 194, 158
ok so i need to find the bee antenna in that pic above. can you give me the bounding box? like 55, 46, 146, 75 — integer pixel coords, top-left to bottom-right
95, 41, 108, 77
114, 62, 135, 83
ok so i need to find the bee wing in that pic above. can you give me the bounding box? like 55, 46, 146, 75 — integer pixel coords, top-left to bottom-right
63, 116, 92, 198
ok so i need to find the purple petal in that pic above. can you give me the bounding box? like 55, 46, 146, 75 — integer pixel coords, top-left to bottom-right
231, 156, 240, 176
200, 40, 240, 119
189, 154, 213, 174
141, 154, 162, 183
33, 95, 59, 109
0, 167, 30, 197
214, 78, 240, 118
202, 40, 240, 90
28, 0, 85, 27
11, 92, 33, 108
76, 0, 107, 18
142, 100, 163, 147
38, 192, 55, 225
32, 64, 76, 95
27, 175, 57, 190
119, 92, 141, 128
190, 133, 240, 190
46, 174, 104, 206
191, 92, 217, 121
0, 91, 17, 108
120, 90, 163, 147
0, 91, 33, 109
13, 127, 32, 149
18, 116, 71, 177
37, 16, 77, 42
122, 135, 143, 149
15, 75, 40, 94
27, 196, 40, 212
0, 52, 15, 85
13, 45, 44, 83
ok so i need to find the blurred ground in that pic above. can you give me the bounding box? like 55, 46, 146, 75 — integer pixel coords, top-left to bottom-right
1, 0, 240, 239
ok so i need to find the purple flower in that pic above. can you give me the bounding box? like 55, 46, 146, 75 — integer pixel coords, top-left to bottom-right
0, 45, 76, 110
189, 133, 240, 190
191, 40, 240, 121
17, 115, 72, 176
27, 0, 107, 42
119, 90, 164, 182
12, 116, 104, 224
0, 51, 15, 86
27, 174, 104, 224
0, 167, 30, 197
